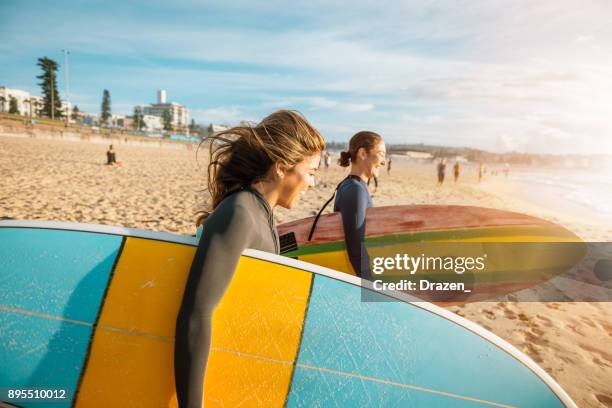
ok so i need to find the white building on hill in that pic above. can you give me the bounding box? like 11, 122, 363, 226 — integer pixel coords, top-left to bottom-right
0, 86, 68, 118
142, 114, 163, 131
211, 124, 230, 133
110, 114, 128, 128
142, 90, 189, 130
81, 113, 99, 127
0, 87, 41, 116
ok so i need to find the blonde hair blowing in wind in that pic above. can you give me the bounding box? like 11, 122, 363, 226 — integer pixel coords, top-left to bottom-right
196, 110, 325, 225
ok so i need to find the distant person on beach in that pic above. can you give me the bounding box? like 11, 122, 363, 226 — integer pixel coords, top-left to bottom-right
324, 150, 331, 169
437, 159, 446, 185
334, 131, 385, 280
367, 174, 379, 195
453, 161, 461, 182
174, 110, 324, 408
106, 144, 117, 165
479, 162, 486, 183
387, 155, 392, 175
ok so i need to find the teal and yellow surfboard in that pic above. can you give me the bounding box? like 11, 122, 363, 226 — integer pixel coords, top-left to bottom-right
0, 220, 576, 407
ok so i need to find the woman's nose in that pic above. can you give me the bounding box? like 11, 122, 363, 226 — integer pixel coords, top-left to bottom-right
311, 176, 317, 188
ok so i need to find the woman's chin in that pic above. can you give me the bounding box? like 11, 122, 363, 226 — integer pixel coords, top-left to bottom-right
287, 195, 305, 209
278, 199, 296, 210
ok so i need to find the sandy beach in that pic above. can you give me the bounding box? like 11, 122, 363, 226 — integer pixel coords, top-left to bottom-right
1, 135, 611, 407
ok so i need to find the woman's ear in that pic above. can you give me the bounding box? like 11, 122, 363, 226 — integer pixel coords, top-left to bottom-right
273, 162, 286, 179
357, 147, 367, 161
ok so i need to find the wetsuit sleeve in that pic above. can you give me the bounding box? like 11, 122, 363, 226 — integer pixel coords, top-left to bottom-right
174, 204, 253, 408
339, 184, 371, 280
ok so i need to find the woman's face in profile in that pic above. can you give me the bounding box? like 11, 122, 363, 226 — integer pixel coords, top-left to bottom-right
364, 141, 386, 178
277, 153, 321, 209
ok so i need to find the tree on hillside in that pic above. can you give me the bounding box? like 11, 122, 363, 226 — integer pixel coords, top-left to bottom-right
71, 105, 80, 121
8, 97, 19, 114
133, 106, 145, 130
101, 89, 111, 126
36, 57, 63, 119
162, 108, 173, 131
0, 96, 6, 113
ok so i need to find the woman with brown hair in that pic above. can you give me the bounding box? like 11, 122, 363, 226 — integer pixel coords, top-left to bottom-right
174, 110, 325, 408
335, 131, 386, 280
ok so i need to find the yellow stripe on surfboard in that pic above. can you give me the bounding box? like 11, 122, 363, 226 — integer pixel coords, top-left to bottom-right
76, 237, 312, 407
205, 256, 312, 407
75, 237, 194, 407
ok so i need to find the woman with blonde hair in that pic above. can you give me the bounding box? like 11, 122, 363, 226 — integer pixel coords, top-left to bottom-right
174, 110, 325, 408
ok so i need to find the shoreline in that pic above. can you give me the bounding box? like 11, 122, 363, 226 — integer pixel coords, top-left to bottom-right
477, 175, 612, 241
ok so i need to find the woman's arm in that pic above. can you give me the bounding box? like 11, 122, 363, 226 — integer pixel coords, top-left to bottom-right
174, 204, 254, 408
338, 184, 371, 280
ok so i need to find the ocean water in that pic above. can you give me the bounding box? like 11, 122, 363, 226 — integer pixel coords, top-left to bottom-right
508, 168, 612, 223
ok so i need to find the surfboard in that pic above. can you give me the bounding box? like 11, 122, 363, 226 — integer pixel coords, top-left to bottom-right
0, 220, 576, 407
278, 205, 585, 302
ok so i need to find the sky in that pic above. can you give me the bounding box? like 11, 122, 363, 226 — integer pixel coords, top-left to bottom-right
1, 0, 612, 154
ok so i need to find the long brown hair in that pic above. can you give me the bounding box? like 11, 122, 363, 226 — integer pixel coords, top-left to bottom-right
338, 130, 382, 167
196, 110, 325, 225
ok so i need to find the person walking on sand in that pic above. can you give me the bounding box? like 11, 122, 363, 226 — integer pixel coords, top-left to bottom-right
324, 150, 331, 169
437, 159, 446, 185
387, 155, 392, 175
334, 131, 385, 280
174, 110, 325, 408
367, 174, 379, 196
453, 161, 460, 183
478, 162, 486, 183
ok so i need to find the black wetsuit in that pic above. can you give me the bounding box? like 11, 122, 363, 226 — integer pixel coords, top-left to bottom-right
174, 188, 279, 408
333, 177, 373, 280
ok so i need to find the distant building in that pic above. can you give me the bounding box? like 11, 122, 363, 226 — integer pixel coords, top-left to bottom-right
211, 124, 230, 133
142, 114, 163, 131
81, 112, 128, 128
142, 90, 189, 130
0, 86, 69, 119
1, 87, 28, 115
110, 114, 127, 128
1, 87, 38, 116
81, 113, 99, 127
122, 117, 134, 129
